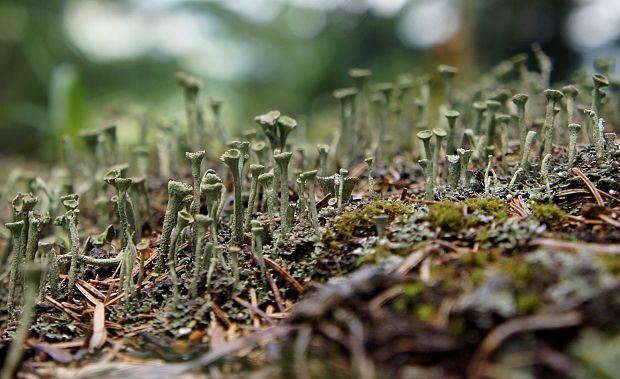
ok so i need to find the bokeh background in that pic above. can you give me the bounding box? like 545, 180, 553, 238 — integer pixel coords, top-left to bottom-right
1, 0, 620, 160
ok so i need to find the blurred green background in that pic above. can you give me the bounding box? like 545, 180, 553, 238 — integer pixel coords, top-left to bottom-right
1, 0, 619, 160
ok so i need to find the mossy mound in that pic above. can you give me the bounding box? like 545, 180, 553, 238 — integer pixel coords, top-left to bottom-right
427, 201, 465, 232
530, 201, 568, 225
464, 196, 508, 219
428, 197, 510, 233
333, 200, 413, 240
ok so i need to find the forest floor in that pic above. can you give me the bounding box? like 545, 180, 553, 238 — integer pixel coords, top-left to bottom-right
2, 144, 620, 379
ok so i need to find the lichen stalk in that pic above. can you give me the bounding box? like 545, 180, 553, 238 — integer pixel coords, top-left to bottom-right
365, 157, 375, 197
168, 211, 192, 304
562, 85, 578, 125
337, 168, 349, 212
221, 149, 244, 245
431, 129, 447, 185
484, 100, 501, 148
540, 153, 553, 196
457, 149, 473, 188
317, 144, 329, 176
512, 93, 529, 150
136, 241, 148, 288
303, 170, 320, 235
472, 101, 486, 137
567, 123, 582, 167
229, 246, 240, 293
245, 164, 265, 232
419, 159, 434, 200
274, 151, 293, 237
55, 195, 80, 295
186, 151, 205, 218
5, 220, 24, 314
446, 155, 460, 189
190, 215, 211, 298
542, 89, 564, 158
156, 180, 192, 273
200, 170, 224, 239
251, 223, 267, 283
1, 264, 44, 379
591, 74, 609, 117
25, 212, 49, 262
521, 131, 537, 170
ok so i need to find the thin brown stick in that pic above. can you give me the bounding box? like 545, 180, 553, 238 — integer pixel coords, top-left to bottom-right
264, 256, 304, 294
208, 295, 232, 327
571, 167, 604, 206
234, 297, 275, 325
555, 188, 620, 203
265, 272, 286, 312
599, 214, 620, 228
316, 193, 333, 210
249, 288, 261, 328
77, 279, 106, 301
44, 296, 80, 320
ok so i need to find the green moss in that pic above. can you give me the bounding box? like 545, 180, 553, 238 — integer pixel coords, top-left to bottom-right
464, 196, 508, 219
333, 200, 413, 240
530, 201, 568, 225
427, 201, 464, 231
415, 303, 435, 321
463, 251, 489, 266
516, 293, 541, 313
393, 298, 408, 312
427, 197, 509, 233
403, 283, 426, 298
475, 227, 491, 242
356, 253, 376, 266
500, 258, 535, 286
470, 268, 486, 285
598, 255, 620, 276
473, 252, 488, 266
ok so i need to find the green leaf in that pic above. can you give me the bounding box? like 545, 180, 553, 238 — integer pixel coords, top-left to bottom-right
49, 63, 88, 140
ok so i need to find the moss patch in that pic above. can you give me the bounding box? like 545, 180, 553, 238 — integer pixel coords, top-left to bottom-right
516, 293, 541, 313
427, 201, 465, 232
464, 196, 508, 219
530, 202, 568, 225
333, 200, 413, 240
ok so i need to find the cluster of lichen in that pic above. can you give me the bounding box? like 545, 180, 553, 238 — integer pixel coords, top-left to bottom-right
0, 43, 619, 378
